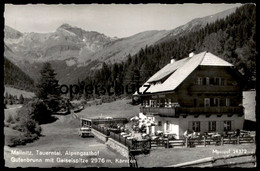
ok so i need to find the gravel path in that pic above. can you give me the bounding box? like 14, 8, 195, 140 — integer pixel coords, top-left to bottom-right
4, 114, 129, 168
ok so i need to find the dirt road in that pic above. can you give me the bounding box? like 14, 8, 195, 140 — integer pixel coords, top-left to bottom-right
4, 114, 129, 168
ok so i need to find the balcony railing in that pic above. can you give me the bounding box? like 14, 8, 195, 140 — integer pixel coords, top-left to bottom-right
178, 106, 244, 114
140, 106, 243, 116
140, 107, 176, 117
189, 85, 240, 93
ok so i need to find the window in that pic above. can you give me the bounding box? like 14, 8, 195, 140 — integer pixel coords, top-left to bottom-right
210, 78, 214, 85
221, 78, 225, 86
224, 121, 232, 131
204, 98, 210, 107
168, 99, 172, 108
192, 121, 200, 132
145, 100, 149, 107
215, 77, 220, 85
157, 99, 161, 107
151, 100, 157, 107
215, 77, 225, 85
197, 77, 203, 85
208, 121, 216, 132
213, 98, 220, 107
194, 99, 197, 107
226, 98, 230, 106
149, 100, 152, 107
142, 100, 146, 107
158, 121, 162, 126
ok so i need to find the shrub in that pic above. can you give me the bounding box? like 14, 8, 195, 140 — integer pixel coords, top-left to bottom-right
25, 119, 42, 136
6, 115, 14, 123
11, 123, 24, 132
7, 136, 25, 147
34, 125, 42, 136
45, 96, 61, 113
7, 128, 41, 147
14, 115, 20, 122
4, 121, 9, 127
17, 99, 52, 124
6, 99, 48, 147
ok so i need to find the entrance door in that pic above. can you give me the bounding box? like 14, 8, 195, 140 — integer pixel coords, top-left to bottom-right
171, 124, 179, 139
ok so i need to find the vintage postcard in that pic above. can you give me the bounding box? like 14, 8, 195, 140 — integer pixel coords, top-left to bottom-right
3, 3, 257, 168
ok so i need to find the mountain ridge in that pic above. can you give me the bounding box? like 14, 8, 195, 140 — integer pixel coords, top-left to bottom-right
4, 6, 240, 85
155, 6, 239, 44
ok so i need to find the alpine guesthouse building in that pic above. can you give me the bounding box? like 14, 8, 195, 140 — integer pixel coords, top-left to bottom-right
134, 51, 245, 139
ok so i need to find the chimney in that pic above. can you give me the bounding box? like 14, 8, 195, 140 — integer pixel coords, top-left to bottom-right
188, 49, 195, 57
189, 52, 195, 57
170, 58, 175, 64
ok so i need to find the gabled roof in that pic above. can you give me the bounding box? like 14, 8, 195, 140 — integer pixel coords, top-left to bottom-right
200, 52, 234, 66
147, 57, 190, 83
136, 51, 234, 94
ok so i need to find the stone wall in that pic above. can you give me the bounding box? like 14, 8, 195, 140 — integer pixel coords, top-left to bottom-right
91, 128, 108, 142
92, 129, 130, 158
106, 138, 129, 158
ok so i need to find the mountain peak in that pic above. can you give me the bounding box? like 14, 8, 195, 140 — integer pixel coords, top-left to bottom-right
58, 23, 74, 30
5, 25, 23, 39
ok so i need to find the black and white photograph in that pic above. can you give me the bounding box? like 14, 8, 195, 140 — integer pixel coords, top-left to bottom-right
2, 3, 257, 168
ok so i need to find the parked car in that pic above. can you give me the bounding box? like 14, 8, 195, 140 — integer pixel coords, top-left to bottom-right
79, 125, 92, 137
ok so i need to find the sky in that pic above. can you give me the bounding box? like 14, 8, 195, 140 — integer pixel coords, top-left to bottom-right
4, 3, 242, 38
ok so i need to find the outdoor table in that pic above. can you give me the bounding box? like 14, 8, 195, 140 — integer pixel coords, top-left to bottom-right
123, 134, 132, 138
127, 137, 136, 140
151, 136, 158, 140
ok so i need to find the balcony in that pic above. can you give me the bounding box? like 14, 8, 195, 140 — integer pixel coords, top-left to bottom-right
140, 107, 176, 117
188, 85, 240, 93
178, 106, 244, 114
140, 106, 244, 116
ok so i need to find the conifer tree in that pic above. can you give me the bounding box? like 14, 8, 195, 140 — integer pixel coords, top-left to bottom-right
19, 94, 24, 104
36, 62, 61, 112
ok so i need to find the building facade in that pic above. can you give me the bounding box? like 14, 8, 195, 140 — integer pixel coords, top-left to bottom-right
134, 51, 245, 139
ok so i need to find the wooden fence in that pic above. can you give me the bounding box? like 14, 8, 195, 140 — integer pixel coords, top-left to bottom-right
109, 131, 132, 147
92, 125, 151, 152
91, 125, 110, 136
151, 135, 255, 148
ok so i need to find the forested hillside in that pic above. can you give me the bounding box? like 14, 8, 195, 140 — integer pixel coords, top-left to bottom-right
4, 57, 35, 91
81, 4, 256, 97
